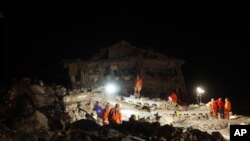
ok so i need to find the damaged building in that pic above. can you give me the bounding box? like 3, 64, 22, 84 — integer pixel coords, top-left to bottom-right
64, 41, 187, 99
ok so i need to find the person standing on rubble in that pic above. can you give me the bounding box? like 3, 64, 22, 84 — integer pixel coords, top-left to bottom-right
109, 103, 122, 124
211, 98, 218, 118
216, 98, 224, 119
168, 91, 178, 103
134, 74, 143, 98
224, 98, 232, 119
103, 102, 111, 125
208, 98, 214, 116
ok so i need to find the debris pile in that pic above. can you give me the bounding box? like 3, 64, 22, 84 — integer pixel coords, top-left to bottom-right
1, 78, 250, 140
67, 119, 225, 141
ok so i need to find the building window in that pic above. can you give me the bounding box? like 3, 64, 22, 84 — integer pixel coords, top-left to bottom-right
104, 66, 110, 76
145, 68, 155, 78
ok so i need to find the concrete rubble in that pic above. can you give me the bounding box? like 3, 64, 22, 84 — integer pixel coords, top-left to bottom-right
1, 78, 250, 141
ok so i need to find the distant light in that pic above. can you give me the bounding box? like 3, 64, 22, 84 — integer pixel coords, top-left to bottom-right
196, 87, 205, 94
196, 86, 205, 106
105, 83, 118, 95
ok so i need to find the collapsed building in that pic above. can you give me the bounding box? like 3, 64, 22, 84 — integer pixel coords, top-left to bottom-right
3, 42, 246, 140
2, 78, 250, 141
63, 41, 187, 100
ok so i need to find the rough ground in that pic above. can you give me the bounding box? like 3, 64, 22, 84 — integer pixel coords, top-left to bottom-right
0, 79, 249, 141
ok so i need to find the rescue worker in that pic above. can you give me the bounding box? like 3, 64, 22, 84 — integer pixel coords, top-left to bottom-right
109, 103, 122, 124
134, 74, 143, 98
211, 98, 218, 118
168, 91, 178, 103
93, 101, 103, 118
217, 98, 224, 119
129, 114, 138, 122
224, 98, 232, 119
208, 98, 214, 116
102, 102, 111, 125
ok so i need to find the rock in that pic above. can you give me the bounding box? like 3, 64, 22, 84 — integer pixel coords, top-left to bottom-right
14, 110, 49, 133
71, 119, 100, 131
211, 132, 225, 141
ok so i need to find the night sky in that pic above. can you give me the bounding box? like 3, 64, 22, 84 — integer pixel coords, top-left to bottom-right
0, 2, 249, 113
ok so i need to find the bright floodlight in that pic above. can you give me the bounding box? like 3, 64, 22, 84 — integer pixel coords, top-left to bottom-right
196, 86, 205, 106
105, 83, 117, 94
196, 87, 205, 94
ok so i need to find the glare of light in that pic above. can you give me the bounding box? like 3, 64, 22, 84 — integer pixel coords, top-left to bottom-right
196, 87, 205, 94
105, 83, 118, 95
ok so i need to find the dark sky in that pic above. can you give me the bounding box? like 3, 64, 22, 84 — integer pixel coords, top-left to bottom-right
0, 1, 249, 107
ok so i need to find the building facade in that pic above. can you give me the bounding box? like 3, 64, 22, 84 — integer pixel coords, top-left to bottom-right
64, 41, 187, 99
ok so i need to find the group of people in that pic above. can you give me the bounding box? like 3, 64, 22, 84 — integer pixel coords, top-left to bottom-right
92, 74, 142, 125
209, 97, 232, 119
94, 102, 122, 125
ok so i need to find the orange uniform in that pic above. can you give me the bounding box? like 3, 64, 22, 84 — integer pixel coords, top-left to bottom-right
109, 104, 122, 124
224, 98, 232, 119
208, 99, 214, 115
216, 98, 224, 118
217, 99, 224, 109
135, 78, 143, 89
134, 75, 143, 97
211, 99, 218, 117
169, 92, 178, 103
103, 104, 111, 125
